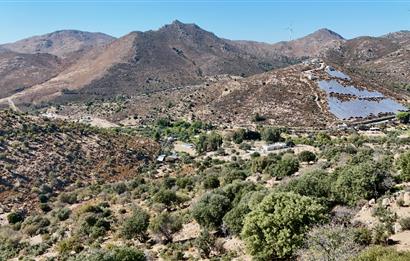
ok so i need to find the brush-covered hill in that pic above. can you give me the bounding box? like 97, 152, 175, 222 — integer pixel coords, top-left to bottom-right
0, 51, 62, 99
56, 60, 407, 128
0, 110, 160, 211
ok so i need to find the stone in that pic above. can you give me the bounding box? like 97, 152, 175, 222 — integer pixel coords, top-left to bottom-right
394, 223, 403, 234
382, 198, 390, 207
403, 192, 410, 205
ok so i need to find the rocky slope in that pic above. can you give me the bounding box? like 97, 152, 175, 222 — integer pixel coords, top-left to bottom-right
324, 30, 410, 93
1, 30, 115, 58
55, 60, 408, 128
0, 21, 301, 107
231, 28, 345, 59
0, 111, 159, 211
0, 51, 62, 99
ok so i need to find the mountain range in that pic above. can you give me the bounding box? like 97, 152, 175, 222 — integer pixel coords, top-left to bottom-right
0, 20, 408, 126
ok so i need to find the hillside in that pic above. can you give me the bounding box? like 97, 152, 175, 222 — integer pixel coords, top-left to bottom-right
55, 60, 408, 128
230, 28, 343, 60
1, 30, 115, 58
0, 21, 300, 107
0, 51, 62, 99
324, 30, 410, 93
0, 24, 408, 126
0, 111, 159, 211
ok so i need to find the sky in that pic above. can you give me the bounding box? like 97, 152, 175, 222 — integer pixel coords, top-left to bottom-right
0, 0, 409, 44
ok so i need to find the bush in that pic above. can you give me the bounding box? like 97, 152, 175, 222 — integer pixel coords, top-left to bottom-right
113, 182, 127, 194
38, 194, 49, 203
39, 203, 52, 213
331, 162, 393, 206
232, 129, 245, 144
153, 189, 179, 209
298, 225, 362, 261
203, 175, 220, 189
72, 246, 146, 261
192, 192, 231, 229
253, 113, 266, 122
121, 207, 150, 241
7, 212, 24, 224
78, 203, 112, 239
57, 236, 84, 254
271, 154, 299, 177
241, 192, 327, 260
298, 150, 317, 162
21, 216, 50, 236
59, 192, 78, 204
223, 200, 251, 235
399, 217, 410, 230
396, 151, 410, 182
397, 111, 410, 124
281, 170, 332, 205
261, 127, 282, 143
196, 132, 223, 153
353, 246, 410, 261
195, 228, 216, 258
56, 208, 71, 221
239, 142, 251, 151
149, 212, 182, 243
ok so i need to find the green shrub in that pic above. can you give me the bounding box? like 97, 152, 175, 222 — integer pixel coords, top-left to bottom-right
353, 246, 410, 261
241, 192, 327, 260
396, 151, 410, 182
331, 162, 392, 206
7, 212, 24, 224
192, 192, 231, 229
113, 182, 127, 194
196, 132, 223, 153
271, 154, 299, 177
22, 216, 50, 236
298, 150, 317, 162
281, 170, 332, 205
149, 212, 182, 243
38, 194, 49, 203
121, 207, 150, 241
57, 236, 82, 254
223, 200, 251, 235
203, 175, 220, 189
399, 217, 410, 230
195, 228, 216, 258
59, 192, 78, 204
239, 142, 251, 151
39, 203, 52, 213
261, 127, 282, 143
397, 111, 410, 124
153, 189, 179, 209
57, 208, 71, 221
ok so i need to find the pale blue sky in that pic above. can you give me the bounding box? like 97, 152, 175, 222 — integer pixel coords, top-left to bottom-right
0, 0, 409, 44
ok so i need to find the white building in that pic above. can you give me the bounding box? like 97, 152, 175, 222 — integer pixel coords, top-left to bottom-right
262, 142, 288, 152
